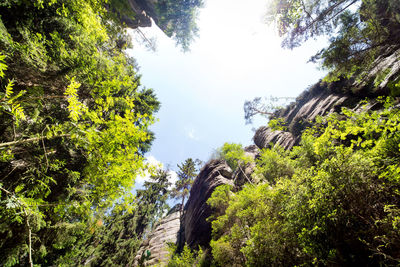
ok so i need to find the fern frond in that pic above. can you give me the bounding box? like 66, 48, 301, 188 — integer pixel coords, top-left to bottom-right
11, 103, 26, 123
0, 53, 7, 78
65, 77, 87, 121
5, 79, 14, 99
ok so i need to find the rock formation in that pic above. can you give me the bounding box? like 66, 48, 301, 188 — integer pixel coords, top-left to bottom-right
253, 88, 352, 150
184, 160, 234, 249
232, 145, 259, 187
254, 47, 400, 150
133, 47, 400, 265
133, 161, 235, 265
134, 205, 181, 266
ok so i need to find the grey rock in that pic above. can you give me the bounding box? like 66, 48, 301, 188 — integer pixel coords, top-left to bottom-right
184, 160, 234, 249
254, 48, 400, 150
233, 145, 259, 187
254, 127, 297, 150
354, 46, 400, 91
134, 206, 181, 266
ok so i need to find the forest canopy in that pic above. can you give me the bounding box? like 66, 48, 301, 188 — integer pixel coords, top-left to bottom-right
1, 0, 400, 266
0, 0, 161, 265
210, 98, 400, 266
267, 0, 400, 80
155, 0, 204, 51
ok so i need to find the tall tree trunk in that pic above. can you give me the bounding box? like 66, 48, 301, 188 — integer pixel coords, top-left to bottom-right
25, 214, 33, 267
180, 195, 185, 215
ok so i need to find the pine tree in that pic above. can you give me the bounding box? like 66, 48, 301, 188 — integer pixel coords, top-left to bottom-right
171, 158, 199, 214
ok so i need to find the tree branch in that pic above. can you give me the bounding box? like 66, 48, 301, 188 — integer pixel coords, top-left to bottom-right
300, 0, 358, 34
0, 134, 70, 148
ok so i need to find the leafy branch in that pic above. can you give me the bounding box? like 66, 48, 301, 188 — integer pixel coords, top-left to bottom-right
0, 185, 35, 267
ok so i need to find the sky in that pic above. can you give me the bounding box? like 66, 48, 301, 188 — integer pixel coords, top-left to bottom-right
130, 0, 327, 186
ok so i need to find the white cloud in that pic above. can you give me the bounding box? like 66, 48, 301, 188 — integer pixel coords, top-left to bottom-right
146, 155, 163, 168
135, 155, 178, 189
168, 170, 178, 188
136, 155, 162, 185
185, 127, 200, 141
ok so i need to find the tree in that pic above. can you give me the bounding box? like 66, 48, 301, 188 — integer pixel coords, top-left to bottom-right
154, 0, 204, 51
243, 96, 293, 124
209, 98, 400, 266
58, 168, 171, 266
0, 1, 160, 265
167, 244, 205, 267
171, 158, 199, 213
135, 169, 172, 235
267, 0, 400, 80
216, 143, 254, 184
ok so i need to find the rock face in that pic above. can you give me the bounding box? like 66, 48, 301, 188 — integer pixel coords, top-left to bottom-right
133, 160, 235, 265
132, 47, 400, 265
184, 160, 234, 249
232, 145, 259, 187
254, 47, 400, 150
254, 89, 352, 150
134, 205, 181, 266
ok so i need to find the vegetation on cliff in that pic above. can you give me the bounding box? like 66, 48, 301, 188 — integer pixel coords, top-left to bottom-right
268, 0, 400, 81
209, 98, 400, 265
0, 0, 207, 263
175, 1, 400, 265
0, 0, 399, 266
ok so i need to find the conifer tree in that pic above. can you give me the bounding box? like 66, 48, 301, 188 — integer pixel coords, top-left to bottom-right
171, 158, 199, 213
267, 0, 400, 80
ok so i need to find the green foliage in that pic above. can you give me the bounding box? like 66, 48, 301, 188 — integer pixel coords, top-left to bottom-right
58, 168, 171, 266
253, 146, 294, 185
135, 169, 172, 233
268, 117, 287, 131
267, 0, 400, 81
206, 184, 233, 224
388, 78, 400, 96
64, 77, 86, 122
171, 158, 199, 212
209, 97, 400, 266
0, 1, 160, 265
216, 143, 253, 172
155, 0, 204, 51
167, 244, 205, 267
108, 0, 138, 22
0, 54, 26, 126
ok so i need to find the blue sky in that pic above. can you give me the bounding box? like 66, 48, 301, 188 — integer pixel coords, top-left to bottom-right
130, 0, 327, 185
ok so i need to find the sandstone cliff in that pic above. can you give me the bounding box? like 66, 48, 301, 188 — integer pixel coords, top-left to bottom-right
134, 47, 400, 265
254, 47, 400, 150
184, 160, 234, 249
134, 205, 181, 266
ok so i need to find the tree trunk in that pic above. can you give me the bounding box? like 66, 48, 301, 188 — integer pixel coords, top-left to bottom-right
180, 195, 185, 215
26, 214, 33, 267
